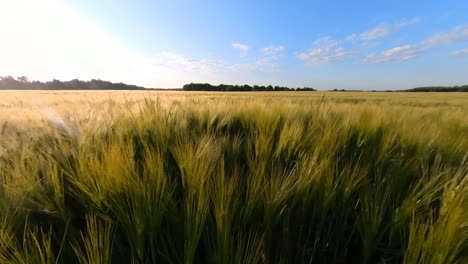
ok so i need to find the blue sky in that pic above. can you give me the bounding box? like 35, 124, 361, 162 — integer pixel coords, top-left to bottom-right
1, 0, 468, 89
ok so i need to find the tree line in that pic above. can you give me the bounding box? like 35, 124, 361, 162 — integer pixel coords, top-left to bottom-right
2, 76, 466, 92
183, 83, 316, 91
0, 76, 146, 90
404, 85, 468, 92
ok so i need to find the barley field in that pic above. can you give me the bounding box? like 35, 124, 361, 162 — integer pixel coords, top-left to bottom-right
0, 91, 467, 264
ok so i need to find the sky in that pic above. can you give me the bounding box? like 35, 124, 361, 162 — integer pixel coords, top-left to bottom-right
1, 0, 468, 90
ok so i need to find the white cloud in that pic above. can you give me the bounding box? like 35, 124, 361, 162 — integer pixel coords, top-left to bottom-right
231, 43, 250, 52
362, 24, 468, 64
349, 23, 392, 41
153, 51, 275, 75
256, 45, 286, 67
422, 25, 468, 46
296, 37, 356, 64
362, 45, 422, 63
449, 48, 468, 57
347, 18, 421, 41
260, 45, 285, 54
153, 52, 229, 74
395, 17, 422, 28
313, 37, 340, 49
149, 52, 264, 86
255, 56, 281, 66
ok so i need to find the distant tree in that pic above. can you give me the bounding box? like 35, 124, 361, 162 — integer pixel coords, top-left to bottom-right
0, 76, 146, 90
17, 76, 30, 83
405, 85, 468, 92
182, 83, 316, 92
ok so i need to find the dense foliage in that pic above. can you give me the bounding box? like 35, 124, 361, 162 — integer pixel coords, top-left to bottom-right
405, 85, 468, 92
0, 76, 146, 90
0, 92, 467, 263
183, 83, 316, 91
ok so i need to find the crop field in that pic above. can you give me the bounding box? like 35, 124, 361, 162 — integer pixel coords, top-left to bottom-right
0, 91, 467, 263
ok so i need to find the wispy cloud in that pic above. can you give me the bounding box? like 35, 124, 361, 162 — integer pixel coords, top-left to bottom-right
153, 50, 282, 75
449, 48, 468, 57
347, 17, 421, 41
147, 51, 267, 86
422, 25, 468, 46
348, 23, 392, 41
256, 56, 280, 66
231, 42, 250, 52
362, 45, 422, 63
153, 52, 229, 74
296, 37, 356, 64
256, 45, 286, 67
395, 17, 422, 28
260, 45, 285, 54
362, 24, 468, 63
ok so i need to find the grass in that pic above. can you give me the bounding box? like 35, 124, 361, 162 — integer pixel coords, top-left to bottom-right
0, 91, 467, 263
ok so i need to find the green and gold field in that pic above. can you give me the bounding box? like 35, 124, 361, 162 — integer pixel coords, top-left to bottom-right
0, 91, 467, 263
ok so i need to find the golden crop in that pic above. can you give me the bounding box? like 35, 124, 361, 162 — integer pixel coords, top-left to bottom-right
0, 91, 467, 263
